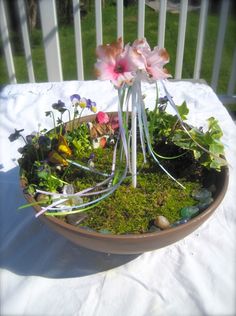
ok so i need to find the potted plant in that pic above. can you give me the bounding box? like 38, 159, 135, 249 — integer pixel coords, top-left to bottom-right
11, 38, 228, 254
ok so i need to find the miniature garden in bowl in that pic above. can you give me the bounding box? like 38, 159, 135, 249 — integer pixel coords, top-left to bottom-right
12, 39, 229, 254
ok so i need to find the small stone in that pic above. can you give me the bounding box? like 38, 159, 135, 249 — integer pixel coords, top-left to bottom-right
180, 206, 199, 218
79, 226, 95, 232
191, 188, 212, 201
63, 184, 74, 195
208, 184, 216, 193
197, 197, 214, 211
99, 229, 112, 234
154, 215, 170, 229
35, 193, 50, 206
88, 160, 95, 168
148, 225, 162, 233
172, 218, 189, 227
66, 213, 88, 226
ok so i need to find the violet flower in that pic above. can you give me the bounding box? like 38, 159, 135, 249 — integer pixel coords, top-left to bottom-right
70, 94, 81, 107
52, 100, 66, 113
38, 136, 51, 150
87, 99, 97, 113
9, 129, 25, 142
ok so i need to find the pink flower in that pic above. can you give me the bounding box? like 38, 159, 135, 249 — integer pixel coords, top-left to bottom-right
145, 47, 171, 80
132, 38, 171, 80
95, 37, 171, 85
96, 111, 110, 124
96, 37, 123, 61
110, 115, 119, 130
95, 38, 146, 87
132, 38, 151, 59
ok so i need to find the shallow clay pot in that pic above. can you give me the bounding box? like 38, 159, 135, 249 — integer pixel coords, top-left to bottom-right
20, 114, 229, 254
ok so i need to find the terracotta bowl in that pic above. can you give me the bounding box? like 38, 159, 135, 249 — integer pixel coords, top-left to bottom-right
20, 114, 229, 254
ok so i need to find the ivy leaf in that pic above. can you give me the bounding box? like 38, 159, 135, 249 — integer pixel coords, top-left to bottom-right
209, 141, 224, 155
37, 170, 49, 180
207, 117, 223, 139
177, 102, 189, 121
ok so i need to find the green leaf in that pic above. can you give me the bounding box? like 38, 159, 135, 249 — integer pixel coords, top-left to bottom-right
207, 117, 223, 139
177, 102, 189, 120
209, 141, 224, 155
37, 170, 48, 180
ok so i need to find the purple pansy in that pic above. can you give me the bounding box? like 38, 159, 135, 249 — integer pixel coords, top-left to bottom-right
87, 99, 97, 113
70, 94, 81, 107
52, 100, 66, 113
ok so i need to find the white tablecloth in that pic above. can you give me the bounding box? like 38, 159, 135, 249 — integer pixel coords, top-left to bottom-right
0, 80, 235, 316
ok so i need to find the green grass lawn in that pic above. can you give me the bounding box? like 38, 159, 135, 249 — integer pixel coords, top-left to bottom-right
0, 3, 235, 97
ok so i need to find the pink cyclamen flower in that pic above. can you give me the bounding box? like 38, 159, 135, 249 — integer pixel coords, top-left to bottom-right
132, 38, 171, 80
96, 111, 110, 124
95, 38, 146, 87
132, 38, 151, 59
145, 47, 171, 80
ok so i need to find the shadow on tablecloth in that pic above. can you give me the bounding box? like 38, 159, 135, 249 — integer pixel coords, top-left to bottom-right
0, 167, 140, 278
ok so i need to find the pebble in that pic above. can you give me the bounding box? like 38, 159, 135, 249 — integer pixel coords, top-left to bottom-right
88, 159, 95, 168
63, 184, 74, 195
208, 184, 216, 193
79, 226, 95, 232
154, 215, 170, 229
148, 225, 162, 233
172, 218, 189, 227
180, 206, 199, 218
35, 193, 50, 206
191, 188, 212, 201
99, 229, 112, 234
197, 197, 214, 211
66, 213, 88, 226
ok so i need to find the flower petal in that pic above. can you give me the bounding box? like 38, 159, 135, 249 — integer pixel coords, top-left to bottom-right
96, 37, 123, 61
132, 38, 151, 58
96, 111, 110, 124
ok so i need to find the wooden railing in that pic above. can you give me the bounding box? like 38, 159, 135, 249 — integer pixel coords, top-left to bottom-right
0, 0, 235, 104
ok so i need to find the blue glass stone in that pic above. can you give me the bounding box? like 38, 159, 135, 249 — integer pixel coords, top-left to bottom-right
198, 197, 214, 210
149, 225, 161, 233
99, 229, 112, 234
79, 226, 95, 232
191, 188, 212, 201
180, 206, 199, 218
172, 218, 189, 227
67, 213, 88, 226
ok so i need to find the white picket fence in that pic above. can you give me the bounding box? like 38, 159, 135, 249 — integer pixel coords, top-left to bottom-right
0, 0, 235, 104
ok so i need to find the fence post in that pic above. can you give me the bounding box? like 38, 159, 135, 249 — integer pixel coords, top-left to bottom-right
0, 0, 17, 84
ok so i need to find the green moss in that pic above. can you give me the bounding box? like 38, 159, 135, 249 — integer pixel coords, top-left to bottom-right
79, 170, 201, 234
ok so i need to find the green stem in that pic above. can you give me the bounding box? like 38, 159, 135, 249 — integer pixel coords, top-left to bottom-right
60, 113, 63, 135
153, 149, 187, 160
72, 107, 78, 131
45, 200, 101, 216
61, 164, 71, 180
51, 175, 69, 185
35, 149, 40, 162
78, 108, 85, 125
66, 109, 71, 122
155, 81, 159, 108
40, 148, 44, 161
20, 135, 27, 144
18, 200, 50, 210
50, 111, 56, 136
